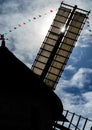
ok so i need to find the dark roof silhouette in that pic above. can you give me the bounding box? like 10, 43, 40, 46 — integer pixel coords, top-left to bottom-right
0, 45, 65, 130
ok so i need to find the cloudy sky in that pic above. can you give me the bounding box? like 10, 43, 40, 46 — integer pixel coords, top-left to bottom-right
0, 0, 92, 125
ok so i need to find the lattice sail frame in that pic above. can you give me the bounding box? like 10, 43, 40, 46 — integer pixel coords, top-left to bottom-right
31, 2, 89, 89
53, 109, 92, 130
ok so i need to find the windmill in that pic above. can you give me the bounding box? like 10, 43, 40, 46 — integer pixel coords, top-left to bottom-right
31, 1, 92, 130
0, 1, 92, 130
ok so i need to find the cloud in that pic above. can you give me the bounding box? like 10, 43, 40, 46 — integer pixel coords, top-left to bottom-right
55, 84, 92, 120
55, 67, 92, 119
58, 68, 92, 89
71, 68, 92, 88
82, 92, 92, 118
55, 89, 88, 114
0, 0, 58, 68
76, 35, 92, 48
65, 65, 76, 71
83, 92, 92, 108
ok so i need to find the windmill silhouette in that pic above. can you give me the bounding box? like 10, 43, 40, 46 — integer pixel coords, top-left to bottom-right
31, 1, 92, 130
0, 1, 92, 130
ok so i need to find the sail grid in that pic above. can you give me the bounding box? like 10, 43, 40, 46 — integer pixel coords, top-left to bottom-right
31, 2, 89, 89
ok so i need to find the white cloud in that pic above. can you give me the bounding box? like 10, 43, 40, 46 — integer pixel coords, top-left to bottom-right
70, 51, 83, 63
70, 68, 92, 88
55, 86, 92, 122
83, 92, 92, 109
71, 68, 92, 88
55, 67, 92, 120
58, 68, 92, 89
76, 40, 92, 48
76, 34, 92, 48
55, 89, 87, 114
65, 65, 76, 71
0, 0, 58, 68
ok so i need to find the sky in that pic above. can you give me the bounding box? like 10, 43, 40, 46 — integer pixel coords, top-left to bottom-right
0, 0, 92, 127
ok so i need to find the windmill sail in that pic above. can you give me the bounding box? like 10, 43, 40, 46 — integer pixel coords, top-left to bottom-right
31, 2, 89, 89
53, 109, 92, 130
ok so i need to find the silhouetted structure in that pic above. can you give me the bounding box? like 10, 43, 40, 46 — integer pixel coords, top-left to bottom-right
31, 2, 92, 130
0, 44, 67, 130
0, 2, 92, 130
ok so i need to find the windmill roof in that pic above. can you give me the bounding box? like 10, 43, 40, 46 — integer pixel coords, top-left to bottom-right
0, 45, 65, 128
0, 45, 41, 87
0, 45, 62, 105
